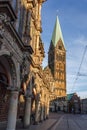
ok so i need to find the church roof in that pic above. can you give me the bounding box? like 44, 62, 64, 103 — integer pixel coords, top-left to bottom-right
67, 93, 77, 101
51, 16, 65, 48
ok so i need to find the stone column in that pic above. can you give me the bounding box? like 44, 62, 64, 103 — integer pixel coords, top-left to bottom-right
44, 104, 47, 120
43, 104, 45, 120
23, 76, 32, 128
44, 96, 47, 120
35, 100, 40, 124
46, 100, 49, 119
6, 91, 19, 130
23, 97, 31, 128
40, 103, 44, 121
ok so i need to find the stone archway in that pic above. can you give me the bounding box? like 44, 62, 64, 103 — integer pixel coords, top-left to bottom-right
0, 71, 10, 121
18, 71, 36, 126
0, 54, 17, 122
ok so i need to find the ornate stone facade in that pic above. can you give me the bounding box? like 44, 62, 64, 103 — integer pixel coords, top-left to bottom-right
0, 1, 33, 129
0, 0, 49, 130
0, 1, 66, 130
26, 0, 49, 124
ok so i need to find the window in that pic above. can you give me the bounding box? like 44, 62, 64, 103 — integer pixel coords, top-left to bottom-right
59, 45, 62, 50
12, 0, 17, 11
16, 8, 20, 32
18, 7, 25, 37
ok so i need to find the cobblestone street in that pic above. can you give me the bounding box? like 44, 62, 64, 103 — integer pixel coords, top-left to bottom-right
17, 113, 87, 130
1, 112, 87, 130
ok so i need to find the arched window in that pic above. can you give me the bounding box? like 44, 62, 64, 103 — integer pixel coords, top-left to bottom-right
0, 73, 8, 87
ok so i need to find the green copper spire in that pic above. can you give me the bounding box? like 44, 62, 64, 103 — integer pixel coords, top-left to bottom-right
51, 16, 65, 47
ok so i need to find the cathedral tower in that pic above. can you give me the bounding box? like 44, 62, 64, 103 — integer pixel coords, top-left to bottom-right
48, 16, 66, 97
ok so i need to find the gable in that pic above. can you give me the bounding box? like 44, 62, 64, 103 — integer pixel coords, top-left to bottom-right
56, 39, 65, 51
43, 66, 54, 81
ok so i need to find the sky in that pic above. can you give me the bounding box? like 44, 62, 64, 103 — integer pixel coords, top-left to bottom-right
41, 0, 87, 99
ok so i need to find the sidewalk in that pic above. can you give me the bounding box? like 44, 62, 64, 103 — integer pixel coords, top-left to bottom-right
16, 119, 57, 130
0, 118, 57, 130
81, 114, 87, 120
0, 112, 63, 130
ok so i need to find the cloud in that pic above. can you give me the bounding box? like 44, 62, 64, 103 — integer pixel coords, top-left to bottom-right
67, 36, 87, 64
77, 91, 87, 99
66, 36, 87, 95
42, 0, 87, 98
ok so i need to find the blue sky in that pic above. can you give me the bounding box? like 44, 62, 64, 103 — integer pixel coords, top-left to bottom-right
41, 0, 87, 99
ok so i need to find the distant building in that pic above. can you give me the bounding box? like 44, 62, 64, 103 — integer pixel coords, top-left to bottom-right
81, 98, 87, 114
67, 93, 81, 114
43, 16, 66, 112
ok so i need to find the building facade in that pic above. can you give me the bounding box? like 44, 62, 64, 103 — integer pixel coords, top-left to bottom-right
0, 1, 66, 130
81, 98, 87, 114
0, 0, 48, 130
20, 0, 49, 126
67, 93, 81, 114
